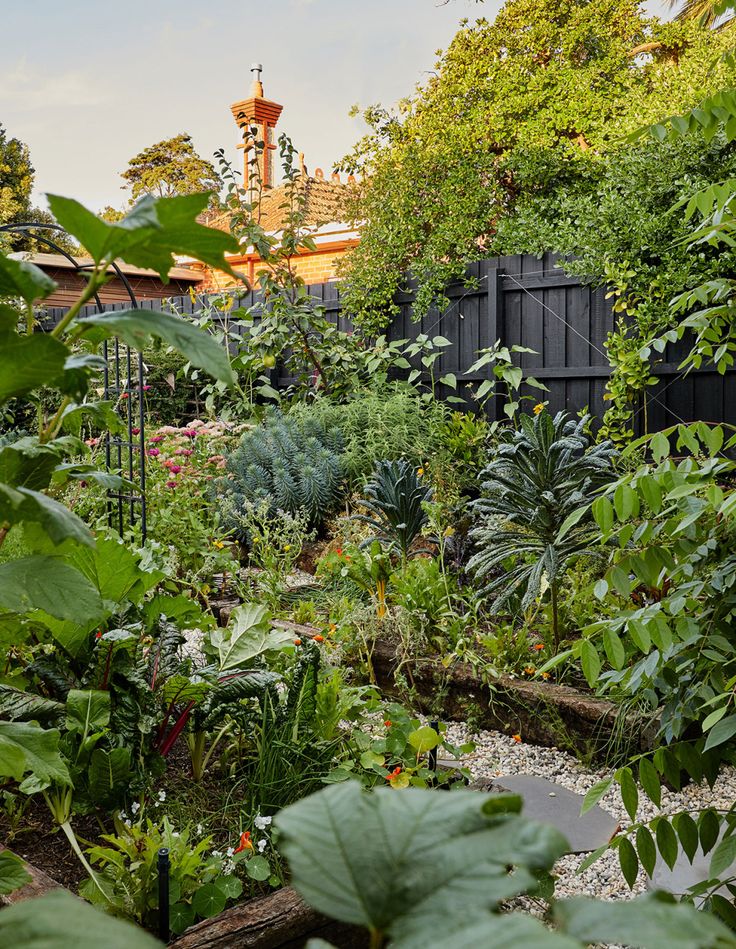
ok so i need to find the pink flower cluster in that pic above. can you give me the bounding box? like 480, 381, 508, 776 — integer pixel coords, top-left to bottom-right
143, 420, 237, 490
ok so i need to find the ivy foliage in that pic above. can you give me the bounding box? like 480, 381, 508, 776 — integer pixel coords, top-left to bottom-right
338, 0, 734, 332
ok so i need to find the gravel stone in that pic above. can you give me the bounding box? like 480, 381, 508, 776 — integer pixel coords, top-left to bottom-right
444, 721, 736, 902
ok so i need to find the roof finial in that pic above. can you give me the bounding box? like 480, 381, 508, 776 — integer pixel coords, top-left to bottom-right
250, 62, 264, 98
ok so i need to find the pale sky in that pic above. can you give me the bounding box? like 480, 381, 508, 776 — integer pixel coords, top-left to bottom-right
0, 0, 670, 212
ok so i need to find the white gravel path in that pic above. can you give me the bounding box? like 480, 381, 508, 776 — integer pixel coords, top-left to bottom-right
444, 722, 736, 901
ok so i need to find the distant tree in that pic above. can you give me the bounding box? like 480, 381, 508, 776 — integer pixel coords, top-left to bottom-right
0, 124, 78, 254
121, 134, 222, 204
0, 123, 33, 228
98, 205, 126, 223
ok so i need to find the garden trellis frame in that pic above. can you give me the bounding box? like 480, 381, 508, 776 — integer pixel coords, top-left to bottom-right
0, 222, 147, 539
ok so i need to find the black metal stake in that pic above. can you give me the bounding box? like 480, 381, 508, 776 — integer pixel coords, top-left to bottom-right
428, 720, 439, 783
158, 847, 170, 942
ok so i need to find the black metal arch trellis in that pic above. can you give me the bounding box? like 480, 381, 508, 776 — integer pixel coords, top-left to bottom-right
0, 222, 147, 539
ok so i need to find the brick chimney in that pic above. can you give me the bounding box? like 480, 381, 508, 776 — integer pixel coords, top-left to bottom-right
230, 64, 283, 191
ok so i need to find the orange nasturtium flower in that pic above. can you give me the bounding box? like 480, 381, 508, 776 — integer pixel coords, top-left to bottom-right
533, 643, 545, 651
313, 635, 325, 643
385, 767, 402, 783
384, 720, 392, 728
233, 831, 253, 854
293, 638, 302, 646
524, 666, 536, 676
512, 734, 522, 744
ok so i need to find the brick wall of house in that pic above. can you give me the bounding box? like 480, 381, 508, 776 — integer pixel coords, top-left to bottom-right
192, 240, 357, 292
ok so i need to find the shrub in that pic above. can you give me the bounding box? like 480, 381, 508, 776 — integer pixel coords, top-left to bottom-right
468, 410, 615, 649
220, 411, 345, 534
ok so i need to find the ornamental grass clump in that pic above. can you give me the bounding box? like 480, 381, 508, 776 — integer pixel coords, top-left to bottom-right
468, 410, 616, 650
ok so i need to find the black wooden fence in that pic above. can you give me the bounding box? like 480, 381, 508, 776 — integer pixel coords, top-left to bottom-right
42, 252, 736, 432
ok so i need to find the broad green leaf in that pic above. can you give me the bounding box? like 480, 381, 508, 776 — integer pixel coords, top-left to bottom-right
88, 747, 132, 806
208, 604, 292, 671
276, 784, 568, 939
0, 484, 93, 547
700, 809, 721, 855
0, 334, 69, 404
77, 308, 234, 385
638, 476, 662, 514
0, 889, 162, 948
638, 757, 661, 808
592, 496, 614, 533
673, 812, 699, 863
169, 902, 196, 936
656, 818, 679, 871
0, 850, 32, 895
0, 439, 64, 491
438, 373, 457, 389
0, 684, 64, 724
48, 192, 238, 279
617, 767, 639, 822
603, 629, 625, 669
0, 720, 70, 788
711, 834, 736, 879
636, 826, 657, 878
650, 431, 670, 463
245, 855, 271, 882
191, 882, 227, 919
408, 725, 440, 754
581, 777, 612, 815
618, 836, 639, 888
556, 894, 736, 949
0, 556, 103, 623
704, 714, 736, 752
66, 690, 110, 736
580, 639, 601, 686
392, 910, 580, 949
0, 254, 56, 305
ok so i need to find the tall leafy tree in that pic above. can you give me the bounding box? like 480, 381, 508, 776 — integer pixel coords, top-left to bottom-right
121, 133, 222, 204
339, 0, 733, 331
0, 123, 33, 229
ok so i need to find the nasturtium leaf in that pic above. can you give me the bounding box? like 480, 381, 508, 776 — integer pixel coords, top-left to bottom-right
0, 889, 162, 948
215, 875, 243, 899
407, 725, 440, 754
0, 254, 56, 305
191, 882, 227, 919
0, 850, 32, 895
245, 856, 271, 882
76, 308, 234, 385
0, 556, 103, 623
169, 902, 196, 936
0, 334, 69, 404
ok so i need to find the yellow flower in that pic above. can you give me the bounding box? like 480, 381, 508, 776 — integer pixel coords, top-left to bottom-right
512, 734, 522, 744
252, 536, 260, 544
417, 467, 424, 477
541, 671, 550, 680
533, 402, 545, 416
212, 540, 225, 550
283, 544, 291, 551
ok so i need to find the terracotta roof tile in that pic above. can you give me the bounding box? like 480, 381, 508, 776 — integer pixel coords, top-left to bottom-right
201, 176, 349, 235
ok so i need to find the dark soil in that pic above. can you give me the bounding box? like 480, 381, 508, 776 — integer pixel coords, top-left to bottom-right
1, 797, 102, 891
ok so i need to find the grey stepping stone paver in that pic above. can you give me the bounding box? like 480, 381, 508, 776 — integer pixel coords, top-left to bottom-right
649, 827, 736, 902
486, 774, 620, 854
